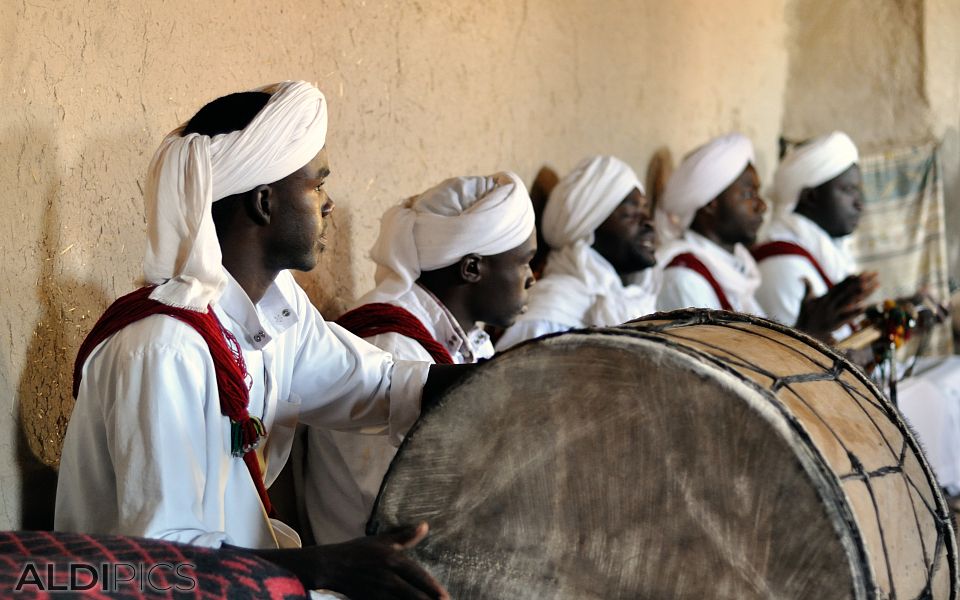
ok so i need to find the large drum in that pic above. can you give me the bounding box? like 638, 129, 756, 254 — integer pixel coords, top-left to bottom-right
370, 310, 957, 599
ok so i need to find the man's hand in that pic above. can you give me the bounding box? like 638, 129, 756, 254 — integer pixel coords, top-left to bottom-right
246, 522, 449, 599
795, 271, 879, 341
423, 363, 476, 411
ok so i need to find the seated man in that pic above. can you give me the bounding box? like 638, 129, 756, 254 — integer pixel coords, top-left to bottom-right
496, 155, 656, 350
301, 173, 536, 544
755, 131, 871, 331
655, 133, 769, 314
656, 133, 874, 341
756, 131, 960, 495
56, 81, 449, 600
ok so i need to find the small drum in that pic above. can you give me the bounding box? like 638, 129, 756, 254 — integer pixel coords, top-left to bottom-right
370, 310, 957, 599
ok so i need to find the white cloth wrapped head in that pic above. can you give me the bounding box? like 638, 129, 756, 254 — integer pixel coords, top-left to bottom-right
655, 133, 755, 242
528, 155, 649, 328
772, 131, 859, 217
542, 155, 643, 249
362, 172, 536, 303
143, 80, 328, 310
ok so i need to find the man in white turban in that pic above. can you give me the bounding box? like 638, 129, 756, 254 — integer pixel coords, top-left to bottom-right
655, 133, 768, 314
756, 131, 960, 496
755, 131, 877, 329
655, 133, 870, 341
496, 155, 656, 350
56, 82, 449, 600
300, 172, 536, 544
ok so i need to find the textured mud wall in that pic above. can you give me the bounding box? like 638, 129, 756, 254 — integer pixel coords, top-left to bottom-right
781, 0, 930, 151
781, 0, 960, 281
924, 0, 960, 283
0, 0, 788, 530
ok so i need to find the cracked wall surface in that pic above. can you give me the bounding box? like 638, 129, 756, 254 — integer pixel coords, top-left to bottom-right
1, 0, 792, 530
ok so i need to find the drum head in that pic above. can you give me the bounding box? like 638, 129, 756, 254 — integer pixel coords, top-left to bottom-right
371, 328, 868, 599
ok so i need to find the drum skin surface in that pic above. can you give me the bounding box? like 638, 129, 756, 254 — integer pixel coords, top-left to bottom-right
370, 309, 957, 599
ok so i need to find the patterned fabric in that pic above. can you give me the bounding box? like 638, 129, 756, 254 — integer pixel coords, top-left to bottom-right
0, 530, 306, 598
852, 143, 953, 356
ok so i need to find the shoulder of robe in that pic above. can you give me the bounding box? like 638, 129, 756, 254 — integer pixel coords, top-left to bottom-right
91, 313, 213, 364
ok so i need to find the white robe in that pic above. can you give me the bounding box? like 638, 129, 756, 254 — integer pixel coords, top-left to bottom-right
303, 285, 493, 544
55, 270, 429, 550
755, 213, 857, 328
496, 249, 656, 351
656, 230, 765, 315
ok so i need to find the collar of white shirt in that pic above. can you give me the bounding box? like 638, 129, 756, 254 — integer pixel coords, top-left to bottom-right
215, 270, 300, 349
401, 284, 493, 363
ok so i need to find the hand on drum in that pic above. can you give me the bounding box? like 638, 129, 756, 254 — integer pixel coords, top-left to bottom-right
795, 271, 879, 341
244, 522, 449, 599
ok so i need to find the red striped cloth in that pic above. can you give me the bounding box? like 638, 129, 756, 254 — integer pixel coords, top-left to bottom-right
665, 253, 734, 311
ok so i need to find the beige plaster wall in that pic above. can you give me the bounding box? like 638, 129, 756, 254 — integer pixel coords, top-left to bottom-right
781, 0, 931, 152
781, 0, 960, 281
924, 0, 960, 283
0, 0, 788, 530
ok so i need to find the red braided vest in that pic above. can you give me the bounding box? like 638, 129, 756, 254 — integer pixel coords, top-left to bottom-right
336, 303, 455, 365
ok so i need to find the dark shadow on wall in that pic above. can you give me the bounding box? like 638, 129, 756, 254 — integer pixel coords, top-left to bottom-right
15, 133, 109, 530
645, 147, 673, 218
528, 165, 558, 280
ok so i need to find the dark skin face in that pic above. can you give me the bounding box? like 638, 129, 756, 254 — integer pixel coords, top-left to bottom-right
222, 149, 451, 598
690, 165, 766, 253
420, 231, 538, 331
592, 187, 656, 275
263, 148, 335, 272
794, 164, 864, 238
464, 231, 538, 329
218, 149, 334, 304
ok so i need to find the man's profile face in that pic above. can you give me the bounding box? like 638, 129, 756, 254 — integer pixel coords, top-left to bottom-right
469, 231, 537, 329
265, 148, 334, 272
809, 165, 863, 238
712, 165, 766, 247
592, 187, 656, 274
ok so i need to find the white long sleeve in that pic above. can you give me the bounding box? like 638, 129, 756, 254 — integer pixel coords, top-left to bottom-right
56, 271, 429, 550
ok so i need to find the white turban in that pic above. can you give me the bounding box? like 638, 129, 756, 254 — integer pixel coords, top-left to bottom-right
361, 172, 536, 303
655, 133, 755, 242
530, 156, 649, 328
773, 131, 859, 217
143, 80, 328, 310
542, 155, 642, 248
